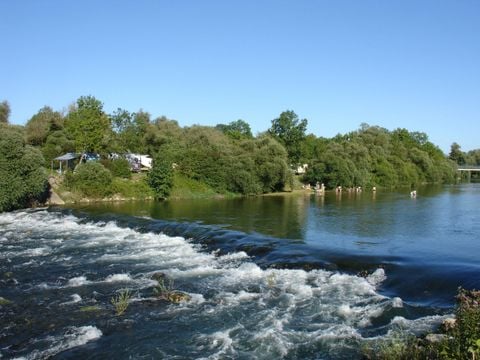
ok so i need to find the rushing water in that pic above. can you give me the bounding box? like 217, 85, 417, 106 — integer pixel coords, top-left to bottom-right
1, 184, 479, 359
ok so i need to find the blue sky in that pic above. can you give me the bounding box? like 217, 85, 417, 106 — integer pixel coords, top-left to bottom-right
1, 0, 479, 153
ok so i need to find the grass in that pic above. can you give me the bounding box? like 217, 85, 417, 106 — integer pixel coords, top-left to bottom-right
111, 289, 132, 316
111, 175, 154, 199
169, 173, 236, 199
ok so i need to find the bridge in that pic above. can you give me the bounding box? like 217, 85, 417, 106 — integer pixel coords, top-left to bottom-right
457, 166, 480, 181
457, 166, 480, 172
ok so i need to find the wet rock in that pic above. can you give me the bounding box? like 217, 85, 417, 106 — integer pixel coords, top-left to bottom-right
79, 305, 102, 312
164, 291, 191, 303
151, 272, 167, 282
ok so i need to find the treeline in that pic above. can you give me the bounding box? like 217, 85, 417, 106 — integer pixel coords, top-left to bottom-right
301, 124, 457, 188
0, 96, 468, 212
449, 142, 480, 166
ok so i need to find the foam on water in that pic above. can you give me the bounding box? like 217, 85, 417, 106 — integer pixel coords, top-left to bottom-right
0, 209, 445, 358
13, 326, 102, 360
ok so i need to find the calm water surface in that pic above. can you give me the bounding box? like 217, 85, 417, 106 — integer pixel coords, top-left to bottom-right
1, 184, 479, 359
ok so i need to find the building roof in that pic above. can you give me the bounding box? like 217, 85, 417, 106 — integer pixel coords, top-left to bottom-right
54, 152, 79, 161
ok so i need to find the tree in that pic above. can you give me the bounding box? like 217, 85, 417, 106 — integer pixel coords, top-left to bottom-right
147, 155, 174, 199
65, 96, 110, 153
268, 110, 308, 165
25, 106, 64, 146
251, 136, 290, 192
0, 123, 49, 212
110, 108, 145, 152
42, 130, 75, 163
449, 142, 466, 165
215, 119, 253, 140
0, 100, 11, 123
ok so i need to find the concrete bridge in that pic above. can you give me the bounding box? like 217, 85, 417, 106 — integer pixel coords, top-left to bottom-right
457, 166, 480, 181
457, 166, 480, 172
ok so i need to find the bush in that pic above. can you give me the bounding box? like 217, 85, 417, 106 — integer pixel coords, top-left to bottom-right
66, 162, 113, 198
101, 158, 131, 179
0, 124, 49, 212
440, 288, 480, 359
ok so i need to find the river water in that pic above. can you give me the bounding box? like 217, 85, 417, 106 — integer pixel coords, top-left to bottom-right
1, 184, 479, 359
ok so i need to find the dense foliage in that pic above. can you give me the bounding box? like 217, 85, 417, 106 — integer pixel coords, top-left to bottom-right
301, 124, 456, 189
65, 162, 113, 198
1, 95, 475, 208
65, 96, 110, 153
0, 123, 49, 212
147, 155, 174, 199
101, 158, 132, 179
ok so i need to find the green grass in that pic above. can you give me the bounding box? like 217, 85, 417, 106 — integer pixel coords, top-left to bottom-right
111, 175, 154, 199
169, 173, 236, 199
110, 289, 132, 316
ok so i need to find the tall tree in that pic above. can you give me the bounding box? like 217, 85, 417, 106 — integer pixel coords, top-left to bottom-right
268, 110, 308, 165
216, 119, 253, 140
0, 123, 48, 212
25, 106, 64, 146
110, 108, 144, 152
65, 96, 110, 153
449, 142, 466, 165
0, 100, 11, 123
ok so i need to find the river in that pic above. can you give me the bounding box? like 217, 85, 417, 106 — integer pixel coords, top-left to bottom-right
1, 184, 479, 359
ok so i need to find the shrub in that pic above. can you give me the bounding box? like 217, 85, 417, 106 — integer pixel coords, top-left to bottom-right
440, 288, 480, 359
67, 162, 113, 198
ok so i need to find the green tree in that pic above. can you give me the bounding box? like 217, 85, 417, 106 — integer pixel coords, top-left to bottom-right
466, 149, 480, 166
0, 124, 49, 212
109, 108, 148, 153
25, 106, 64, 146
269, 110, 308, 165
147, 155, 174, 199
449, 142, 466, 165
0, 100, 11, 124
65, 96, 110, 153
42, 130, 76, 164
252, 136, 290, 192
216, 119, 253, 140
143, 116, 181, 156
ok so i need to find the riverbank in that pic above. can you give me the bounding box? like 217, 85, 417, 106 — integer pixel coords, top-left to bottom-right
48, 172, 243, 205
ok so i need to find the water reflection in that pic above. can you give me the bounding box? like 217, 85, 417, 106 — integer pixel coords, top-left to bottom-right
78, 195, 311, 240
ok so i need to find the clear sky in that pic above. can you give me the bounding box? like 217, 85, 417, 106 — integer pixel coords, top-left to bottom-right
1, 0, 479, 153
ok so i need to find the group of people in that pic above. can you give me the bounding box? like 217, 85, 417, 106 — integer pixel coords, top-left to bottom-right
303, 183, 416, 198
